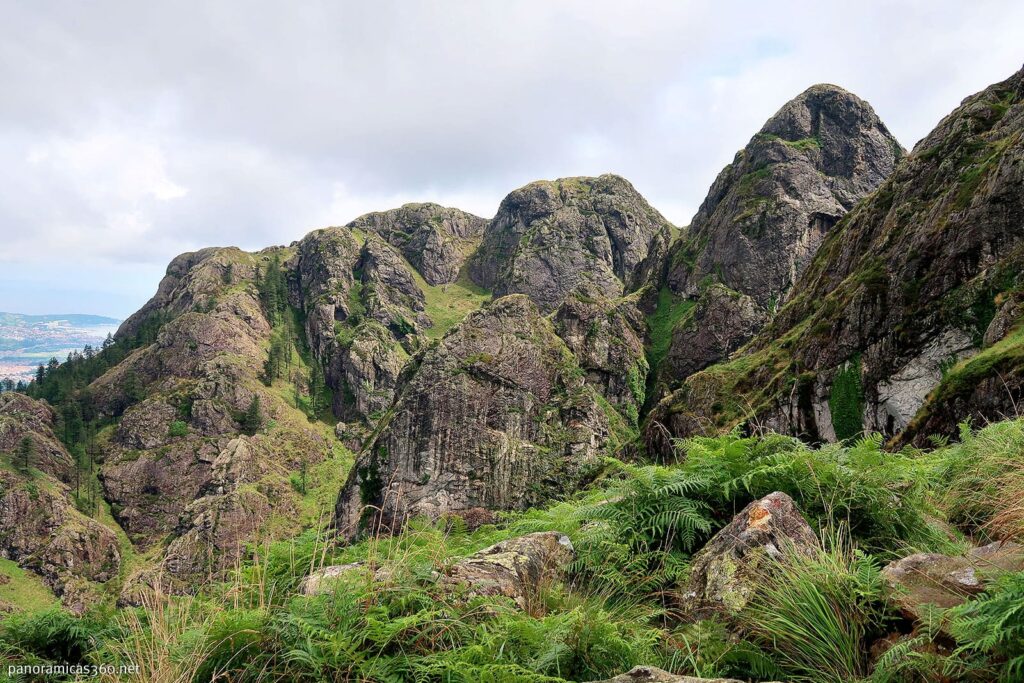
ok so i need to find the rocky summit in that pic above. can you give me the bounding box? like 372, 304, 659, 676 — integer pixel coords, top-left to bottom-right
4, 63, 1024, 683
469, 174, 674, 313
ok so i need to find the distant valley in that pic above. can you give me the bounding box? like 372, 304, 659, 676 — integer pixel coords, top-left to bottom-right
0, 312, 121, 382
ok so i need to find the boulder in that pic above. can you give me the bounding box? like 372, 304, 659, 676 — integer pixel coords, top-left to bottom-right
881, 541, 1024, 622
585, 666, 753, 682
441, 532, 575, 610
683, 491, 819, 617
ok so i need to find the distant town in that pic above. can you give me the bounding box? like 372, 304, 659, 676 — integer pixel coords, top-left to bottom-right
0, 312, 121, 383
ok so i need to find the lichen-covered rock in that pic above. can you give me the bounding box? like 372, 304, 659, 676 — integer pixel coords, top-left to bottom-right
294, 229, 424, 430
667, 84, 902, 308
552, 287, 649, 424
683, 492, 819, 617
881, 542, 1024, 622
347, 203, 487, 285
586, 667, 753, 683
441, 532, 575, 610
469, 175, 673, 313
300, 562, 369, 596
661, 285, 767, 389
334, 295, 613, 538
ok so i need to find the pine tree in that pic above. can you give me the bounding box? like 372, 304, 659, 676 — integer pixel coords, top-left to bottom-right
240, 396, 262, 435
17, 436, 33, 471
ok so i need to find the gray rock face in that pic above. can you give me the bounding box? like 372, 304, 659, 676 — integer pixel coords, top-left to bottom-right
0, 393, 76, 483
661, 285, 767, 389
334, 295, 612, 539
469, 175, 673, 313
347, 203, 487, 285
648, 67, 1024, 450
294, 229, 423, 428
552, 287, 649, 424
684, 491, 819, 617
667, 84, 903, 309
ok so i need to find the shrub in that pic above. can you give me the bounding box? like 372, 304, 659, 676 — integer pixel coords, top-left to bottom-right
0, 608, 104, 665
168, 420, 188, 438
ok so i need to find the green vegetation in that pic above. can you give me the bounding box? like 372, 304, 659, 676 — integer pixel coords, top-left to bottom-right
644, 286, 695, 378
415, 270, 492, 340
828, 355, 865, 442
741, 534, 886, 682
0, 560, 58, 613
5, 420, 1022, 681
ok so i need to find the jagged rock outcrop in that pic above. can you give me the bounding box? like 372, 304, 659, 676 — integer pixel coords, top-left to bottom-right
468, 175, 673, 313
683, 491, 819, 617
660, 285, 767, 388
81, 246, 331, 592
647, 66, 1024, 451
652, 85, 901, 403
294, 229, 423, 429
552, 287, 649, 424
881, 542, 1024, 625
335, 295, 615, 538
0, 394, 120, 612
667, 84, 903, 309
441, 532, 576, 610
347, 203, 487, 285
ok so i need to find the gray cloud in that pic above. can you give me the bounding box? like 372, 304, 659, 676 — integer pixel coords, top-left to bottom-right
1, 0, 1022, 317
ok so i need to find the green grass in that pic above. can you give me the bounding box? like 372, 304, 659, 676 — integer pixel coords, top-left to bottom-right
415, 269, 492, 340
7, 421, 1024, 681
0, 560, 58, 613
645, 286, 695, 376
740, 533, 887, 683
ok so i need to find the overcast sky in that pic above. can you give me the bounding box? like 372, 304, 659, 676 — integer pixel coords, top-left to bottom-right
1, 1, 1021, 318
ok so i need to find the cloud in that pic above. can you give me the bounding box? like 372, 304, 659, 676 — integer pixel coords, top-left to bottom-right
0, 0, 1022, 317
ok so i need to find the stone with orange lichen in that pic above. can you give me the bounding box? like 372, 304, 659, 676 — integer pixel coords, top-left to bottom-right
682, 491, 819, 618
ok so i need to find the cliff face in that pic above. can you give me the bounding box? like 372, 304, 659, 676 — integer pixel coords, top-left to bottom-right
667, 84, 903, 308
10, 68, 1024, 605
334, 295, 618, 539
468, 175, 673, 313
654, 85, 903, 396
647, 67, 1024, 454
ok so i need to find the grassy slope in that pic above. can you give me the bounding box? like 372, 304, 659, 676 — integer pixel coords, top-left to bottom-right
0, 559, 57, 613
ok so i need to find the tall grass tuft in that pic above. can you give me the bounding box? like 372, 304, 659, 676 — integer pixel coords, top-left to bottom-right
739, 529, 888, 683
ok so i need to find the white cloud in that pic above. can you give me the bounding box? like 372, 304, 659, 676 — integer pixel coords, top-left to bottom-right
0, 0, 1022, 317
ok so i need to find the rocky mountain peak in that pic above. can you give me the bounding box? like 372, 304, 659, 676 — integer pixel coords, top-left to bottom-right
346, 203, 487, 285
667, 84, 903, 310
468, 174, 673, 312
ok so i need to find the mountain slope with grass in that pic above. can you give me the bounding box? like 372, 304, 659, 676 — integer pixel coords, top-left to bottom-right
2, 68, 1024, 683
